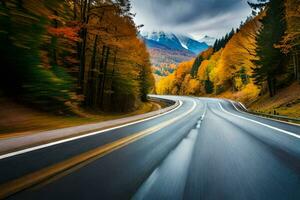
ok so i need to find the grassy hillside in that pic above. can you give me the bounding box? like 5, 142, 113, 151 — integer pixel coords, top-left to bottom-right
249, 82, 300, 118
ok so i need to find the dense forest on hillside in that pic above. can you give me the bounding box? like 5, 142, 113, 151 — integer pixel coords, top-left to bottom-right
157, 0, 300, 115
0, 0, 154, 114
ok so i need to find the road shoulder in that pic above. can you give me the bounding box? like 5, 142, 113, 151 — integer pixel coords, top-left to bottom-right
0, 99, 179, 155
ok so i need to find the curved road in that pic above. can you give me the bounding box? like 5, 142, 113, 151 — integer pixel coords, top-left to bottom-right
0, 96, 300, 200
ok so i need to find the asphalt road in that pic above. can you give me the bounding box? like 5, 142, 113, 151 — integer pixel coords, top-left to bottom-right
1, 96, 300, 200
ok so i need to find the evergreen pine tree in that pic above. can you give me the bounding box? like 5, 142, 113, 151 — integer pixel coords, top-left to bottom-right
251, 0, 286, 97
213, 29, 235, 52
190, 55, 203, 78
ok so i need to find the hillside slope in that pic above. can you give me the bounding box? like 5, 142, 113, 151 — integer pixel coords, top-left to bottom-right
249, 82, 300, 118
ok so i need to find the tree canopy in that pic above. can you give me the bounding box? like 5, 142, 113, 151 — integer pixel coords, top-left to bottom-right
0, 0, 155, 113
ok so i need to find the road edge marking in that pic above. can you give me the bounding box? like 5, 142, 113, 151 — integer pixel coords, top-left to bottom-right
219, 102, 300, 139
0, 100, 183, 160
228, 100, 300, 127
201, 102, 207, 120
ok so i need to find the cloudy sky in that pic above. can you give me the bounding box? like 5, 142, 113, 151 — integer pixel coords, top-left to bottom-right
131, 0, 252, 39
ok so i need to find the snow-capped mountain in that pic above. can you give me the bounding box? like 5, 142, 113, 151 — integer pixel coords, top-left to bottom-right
141, 31, 186, 51
141, 31, 209, 54
198, 35, 216, 46
176, 34, 209, 54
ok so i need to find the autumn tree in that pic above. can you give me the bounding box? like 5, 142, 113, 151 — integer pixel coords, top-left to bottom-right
210, 16, 261, 93
190, 47, 214, 78
157, 15, 261, 102
0, 0, 79, 112
0, 0, 154, 113
77, 0, 155, 111
138, 44, 155, 102
191, 56, 203, 78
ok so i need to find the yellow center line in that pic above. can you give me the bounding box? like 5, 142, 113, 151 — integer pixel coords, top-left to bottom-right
0, 100, 197, 199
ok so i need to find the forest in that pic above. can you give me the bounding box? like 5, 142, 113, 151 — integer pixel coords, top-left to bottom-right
157, 0, 300, 115
0, 0, 155, 114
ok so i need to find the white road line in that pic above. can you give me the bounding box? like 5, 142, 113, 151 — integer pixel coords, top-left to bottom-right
0, 100, 186, 160
194, 101, 207, 129
239, 102, 248, 111
229, 100, 300, 127
133, 129, 198, 200
230, 101, 241, 112
201, 103, 207, 120
196, 121, 201, 129
219, 102, 300, 139
175, 100, 197, 121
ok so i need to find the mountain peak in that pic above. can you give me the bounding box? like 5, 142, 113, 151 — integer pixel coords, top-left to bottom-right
141, 30, 209, 54
199, 35, 216, 46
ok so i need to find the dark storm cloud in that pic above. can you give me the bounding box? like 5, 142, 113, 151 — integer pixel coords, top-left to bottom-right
157, 0, 243, 24
131, 0, 251, 38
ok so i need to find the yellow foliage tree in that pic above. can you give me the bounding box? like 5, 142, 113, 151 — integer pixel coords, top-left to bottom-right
156, 16, 262, 103
212, 16, 261, 92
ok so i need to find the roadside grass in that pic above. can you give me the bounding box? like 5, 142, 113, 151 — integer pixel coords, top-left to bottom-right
249, 82, 300, 118
198, 82, 300, 119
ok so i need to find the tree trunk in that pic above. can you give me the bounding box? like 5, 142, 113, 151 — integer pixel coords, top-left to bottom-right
267, 76, 276, 97
73, 0, 78, 20
81, 0, 87, 21
90, 35, 98, 106
292, 51, 298, 81
296, 51, 300, 82
97, 45, 106, 106
78, 0, 91, 92
100, 47, 110, 109
79, 30, 86, 90
108, 50, 117, 110
50, 10, 59, 66
267, 77, 272, 97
